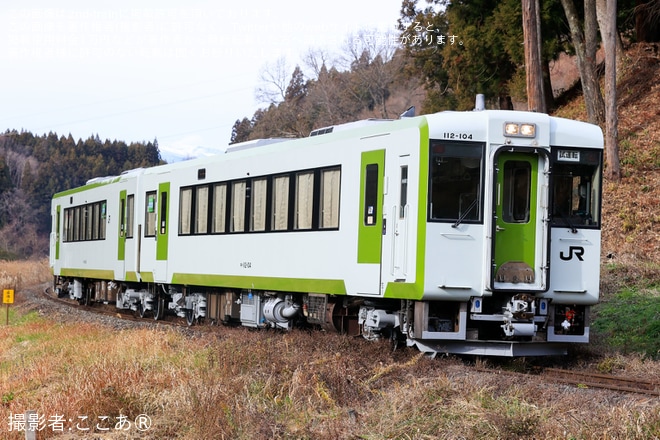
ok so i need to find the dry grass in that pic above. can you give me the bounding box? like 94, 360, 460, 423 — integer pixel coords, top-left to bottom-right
1, 296, 660, 439
2, 47, 659, 437
0, 259, 51, 293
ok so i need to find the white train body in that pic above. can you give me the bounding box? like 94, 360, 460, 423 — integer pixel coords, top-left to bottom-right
50, 108, 603, 356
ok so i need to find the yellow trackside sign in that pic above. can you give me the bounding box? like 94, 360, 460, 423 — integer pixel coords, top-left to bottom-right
3, 289, 14, 304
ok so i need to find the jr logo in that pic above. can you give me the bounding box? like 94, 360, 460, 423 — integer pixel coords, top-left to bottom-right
560, 246, 585, 261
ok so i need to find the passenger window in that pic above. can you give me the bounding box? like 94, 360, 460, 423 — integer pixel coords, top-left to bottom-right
272, 175, 289, 231
251, 178, 268, 231
212, 183, 227, 233
295, 171, 314, 230
231, 181, 246, 232
126, 195, 134, 238
145, 191, 157, 237
195, 185, 209, 234
179, 188, 192, 235
320, 168, 340, 229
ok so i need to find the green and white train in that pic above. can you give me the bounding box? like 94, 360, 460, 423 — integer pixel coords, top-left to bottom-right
50, 102, 603, 356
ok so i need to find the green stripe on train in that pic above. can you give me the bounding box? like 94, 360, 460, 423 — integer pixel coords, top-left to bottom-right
60, 268, 115, 279
171, 273, 347, 294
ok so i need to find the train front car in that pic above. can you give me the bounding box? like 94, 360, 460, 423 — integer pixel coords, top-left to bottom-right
404, 110, 603, 356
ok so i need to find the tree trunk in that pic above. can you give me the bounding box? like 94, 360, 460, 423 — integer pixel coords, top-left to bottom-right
603, 0, 621, 180
596, 0, 624, 59
559, 0, 605, 124
522, 0, 546, 112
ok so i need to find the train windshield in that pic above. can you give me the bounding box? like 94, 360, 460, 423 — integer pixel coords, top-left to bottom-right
551, 147, 602, 228
428, 141, 485, 224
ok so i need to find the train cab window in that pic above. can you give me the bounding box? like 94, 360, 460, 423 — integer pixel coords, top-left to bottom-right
429, 141, 484, 223
502, 161, 531, 223
250, 178, 268, 232
295, 171, 314, 230
145, 191, 157, 237
320, 167, 340, 229
272, 175, 290, 231
212, 183, 227, 233
195, 185, 209, 234
126, 195, 134, 238
551, 148, 602, 228
231, 180, 247, 232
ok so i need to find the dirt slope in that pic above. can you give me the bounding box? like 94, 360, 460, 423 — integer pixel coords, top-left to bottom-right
554, 43, 660, 266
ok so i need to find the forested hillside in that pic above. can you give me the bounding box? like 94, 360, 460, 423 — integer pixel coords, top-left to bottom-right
0, 131, 162, 258
1, 0, 658, 262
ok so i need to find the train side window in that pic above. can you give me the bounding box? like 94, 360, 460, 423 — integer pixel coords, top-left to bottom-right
271, 175, 289, 231
91, 203, 99, 240
63, 209, 70, 242
250, 178, 268, 232
73, 206, 80, 241
364, 164, 378, 226
145, 191, 157, 237
83, 205, 91, 240
295, 171, 314, 230
179, 188, 192, 235
212, 183, 227, 233
195, 185, 209, 234
320, 167, 340, 229
429, 141, 483, 223
231, 180, 247, 232
126, 195, 134, 238
100, 202, 106, 239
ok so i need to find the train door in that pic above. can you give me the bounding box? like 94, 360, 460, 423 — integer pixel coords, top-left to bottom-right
389, 157, 410, 281
357, 150, 385, 295
50, 204, 61, 268
116, 190, 127, 279
492, 150, 549, 291
154, 182, 170, 282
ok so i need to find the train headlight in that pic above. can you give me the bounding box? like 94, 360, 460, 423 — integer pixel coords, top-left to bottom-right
504, 122, 536, 138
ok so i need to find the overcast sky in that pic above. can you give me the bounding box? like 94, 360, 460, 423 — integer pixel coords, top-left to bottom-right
0, 0, 403, 161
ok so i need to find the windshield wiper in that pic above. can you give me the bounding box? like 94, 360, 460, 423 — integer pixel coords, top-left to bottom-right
452, 198, 478, 228
556, 210, 578, 234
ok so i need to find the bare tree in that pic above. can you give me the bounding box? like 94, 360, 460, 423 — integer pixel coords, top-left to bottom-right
255, 57, 291, 105
560, 0, 606, 124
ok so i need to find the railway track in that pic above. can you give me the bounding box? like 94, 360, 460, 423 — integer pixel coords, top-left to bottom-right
41, 286, 191, 329
543, 367, 660, 396
40, 287, 660, 397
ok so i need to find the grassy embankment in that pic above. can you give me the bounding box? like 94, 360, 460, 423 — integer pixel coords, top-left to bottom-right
0, 259, 659, 439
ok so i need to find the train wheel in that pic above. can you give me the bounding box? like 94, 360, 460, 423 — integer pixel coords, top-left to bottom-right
186, 309, 195, 326
138, 302, 147, 318
154, 297, 165, 321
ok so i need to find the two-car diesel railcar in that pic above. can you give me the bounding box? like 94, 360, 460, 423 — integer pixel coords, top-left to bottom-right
50, 105, 604, 356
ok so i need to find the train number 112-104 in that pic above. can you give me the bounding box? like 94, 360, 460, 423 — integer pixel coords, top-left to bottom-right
442, 132, 473, 140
